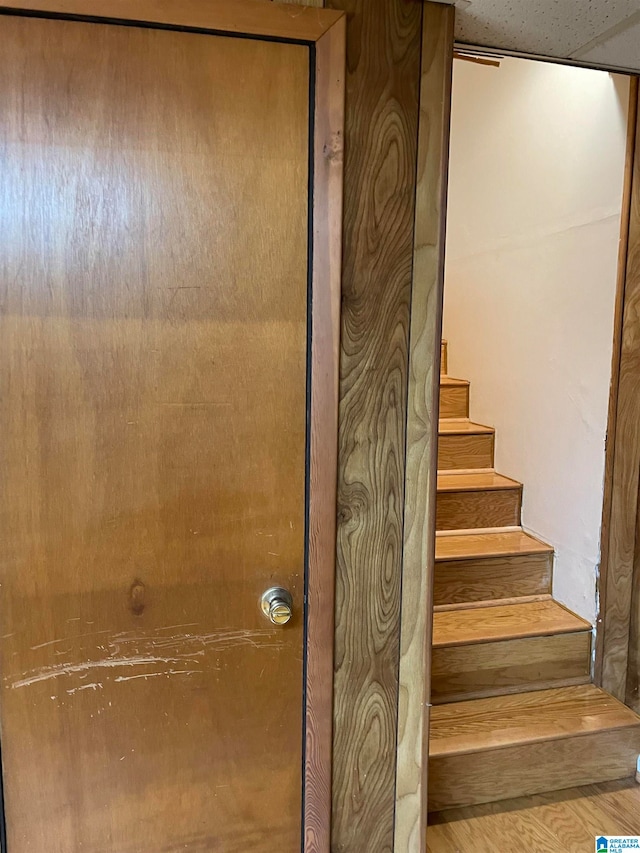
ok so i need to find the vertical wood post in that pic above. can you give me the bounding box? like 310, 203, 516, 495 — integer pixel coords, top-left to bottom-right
329, 0, 423, 849
598, 78, 640, 710
395, 6, 454, 851
328, 1, 454, 849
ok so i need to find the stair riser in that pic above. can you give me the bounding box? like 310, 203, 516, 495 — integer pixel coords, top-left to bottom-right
436, 488, 522, 530
434, 553, 553, 605
428, 727, 640, 811
441, 341, 447, 374
431, 632, 591, 704
440, 385, 469, 418
438, 433, 494, 470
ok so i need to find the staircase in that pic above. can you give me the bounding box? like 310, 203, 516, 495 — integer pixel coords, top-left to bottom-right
428, 340, 640, 813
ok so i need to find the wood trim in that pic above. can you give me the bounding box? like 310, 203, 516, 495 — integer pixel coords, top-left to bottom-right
598, 76, 640, 708
394, 4, 454, 852
304, 17, 345, 853
453, 51, 500, 68
0, 0, 342, 40
596, 76, 639, 688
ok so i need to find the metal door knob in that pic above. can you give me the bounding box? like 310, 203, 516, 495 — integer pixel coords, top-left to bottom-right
260, 587, 293, 625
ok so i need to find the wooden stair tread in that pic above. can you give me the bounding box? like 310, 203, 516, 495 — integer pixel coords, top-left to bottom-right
435, 530, 553, 562
437, 471, 521, 492
432, 599, 590, 648
438, 419, 494, 435
440, 376, 469, 387
430, 685, 640, 757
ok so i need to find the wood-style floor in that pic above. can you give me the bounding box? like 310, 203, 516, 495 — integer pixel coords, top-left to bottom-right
428, 779, 640, 852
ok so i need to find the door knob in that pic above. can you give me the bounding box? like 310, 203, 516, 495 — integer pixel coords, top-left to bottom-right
260, 587, 293, 625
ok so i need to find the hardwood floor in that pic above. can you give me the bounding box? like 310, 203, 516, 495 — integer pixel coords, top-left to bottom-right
428, 778, 640, 852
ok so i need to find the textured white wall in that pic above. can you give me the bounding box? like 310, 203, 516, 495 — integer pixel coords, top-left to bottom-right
443, 56, 629, 623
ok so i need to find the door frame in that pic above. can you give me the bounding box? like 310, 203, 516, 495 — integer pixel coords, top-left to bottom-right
431, 44, 640, 707
596, 76, 640, 712
0, 2, 345, 849
419, 37, 640, 844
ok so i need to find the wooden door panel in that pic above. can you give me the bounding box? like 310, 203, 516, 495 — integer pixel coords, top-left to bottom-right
0, 14, 309, 851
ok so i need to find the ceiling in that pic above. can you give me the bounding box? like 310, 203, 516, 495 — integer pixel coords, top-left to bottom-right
432, 0, 640, 74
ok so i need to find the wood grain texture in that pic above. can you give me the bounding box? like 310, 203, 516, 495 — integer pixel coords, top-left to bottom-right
429, 684, 640, 755
0, 17, 311, 851
428, 779, 640, 851
439, 378, 469, 418
600, 77, 640, 708
437, 424, 494, 470
628, 499, 640, 709
441, 340, 448, 374
328, 0, 424, 850
0, 0, 342, 40
431, 632, 591, 704
435, 530, 553, 561
597, 76, 638, 688
438, 416, 495, 435
394, 6, 454, 853
436, 484, 522, 530
429, 728, 640, 811
432, 600, 591, 647
437, 471, 521, 491
434, 552, 553, 605
438, 419, 493, 435
434, 593, 552, 613
429, 684, 640, 810
304, 17, 345, 853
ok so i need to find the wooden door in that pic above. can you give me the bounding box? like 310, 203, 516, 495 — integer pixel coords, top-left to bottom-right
0, 7, 343, 851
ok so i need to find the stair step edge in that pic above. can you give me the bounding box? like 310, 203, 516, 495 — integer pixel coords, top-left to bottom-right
434, 594, 553, 613
429, 712, 640, 758
437, 467, 495, 476
432, 599, 592, 648
436, 525, 522, 537
430, 686, 640, 758
438, 420, 495, 435
435, 546, 554, 561
437, 472, 522, 491
432, 624, 592, 648
440, 376, 469, 386
435, 530, 554, 561
432, 675, 593, 708
430, 718, 640, 759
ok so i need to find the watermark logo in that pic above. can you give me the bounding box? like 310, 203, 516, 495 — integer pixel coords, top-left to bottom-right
596, 839, 640, 851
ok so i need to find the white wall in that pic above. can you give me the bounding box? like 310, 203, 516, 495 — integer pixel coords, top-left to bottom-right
443, 57, 629, 624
